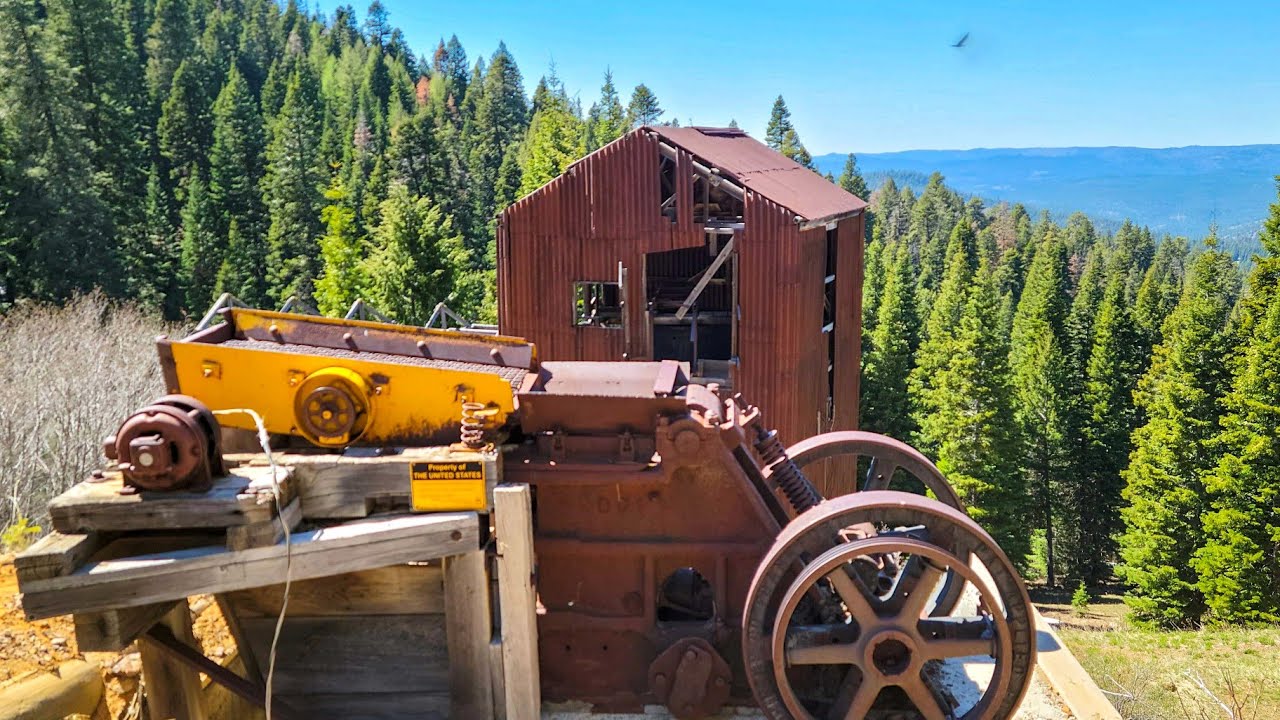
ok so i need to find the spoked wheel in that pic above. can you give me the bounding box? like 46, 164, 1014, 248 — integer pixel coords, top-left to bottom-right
785, 431, 969, 615
785, 431, 963, 509
744, 492, 1035, 720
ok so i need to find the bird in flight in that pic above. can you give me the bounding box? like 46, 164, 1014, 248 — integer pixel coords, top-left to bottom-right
952, 32, 970, 48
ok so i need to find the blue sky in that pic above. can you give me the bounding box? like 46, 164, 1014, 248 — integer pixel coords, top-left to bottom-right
316, 1, 1280, 154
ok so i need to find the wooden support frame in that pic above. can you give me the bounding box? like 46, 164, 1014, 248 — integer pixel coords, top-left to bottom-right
138, 604, 207, 720
494, 484, 539, 720
674, 234, 736, 321
20, 512, 479, 618
74, 601, 179, 652
444, 550, 495, 718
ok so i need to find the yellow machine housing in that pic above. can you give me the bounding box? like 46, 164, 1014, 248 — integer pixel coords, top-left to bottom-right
158, 308, 537, 448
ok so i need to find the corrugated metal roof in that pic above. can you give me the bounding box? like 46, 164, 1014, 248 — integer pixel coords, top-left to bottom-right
645, 125, 868, 226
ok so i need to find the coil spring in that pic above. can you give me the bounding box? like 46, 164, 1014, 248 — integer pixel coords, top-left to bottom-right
460, 401, 487, 449
753, 423, 821, 514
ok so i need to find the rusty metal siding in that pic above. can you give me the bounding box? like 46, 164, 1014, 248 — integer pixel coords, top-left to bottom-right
499, 128, 864, 460
500, 131, 703, 361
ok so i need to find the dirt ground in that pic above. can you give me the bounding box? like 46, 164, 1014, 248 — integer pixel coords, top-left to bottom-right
0, 555, 236, 720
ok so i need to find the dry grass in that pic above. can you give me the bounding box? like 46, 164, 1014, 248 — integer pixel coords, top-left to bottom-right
0, 293, 177, 531
1038, 588, 1280, 720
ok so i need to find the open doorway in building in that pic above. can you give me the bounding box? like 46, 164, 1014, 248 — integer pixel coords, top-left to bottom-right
644, 232, 737, 387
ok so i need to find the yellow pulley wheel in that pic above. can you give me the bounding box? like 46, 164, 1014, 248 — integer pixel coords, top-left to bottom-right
293, 367, 374, 447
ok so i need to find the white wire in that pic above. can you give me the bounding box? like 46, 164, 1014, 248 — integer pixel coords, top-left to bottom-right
212, 408, 291, 720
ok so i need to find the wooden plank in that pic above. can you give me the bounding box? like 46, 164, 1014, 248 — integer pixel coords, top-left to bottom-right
48, 465, 292, 534
489, 638, 507, 720
444, 551, 493, 719
223, 564, 444, 618
225, 496, 302, 551
20, 512, 479, 618
14, 532, 105, 582
494, 484, 539, 720
74, 601, 179, 652
139, 604, 207, 720
214, 595, 263, 684
1033, 608, 1123, 720
246, 447, 492, 519
270, 692, 448, 720
239, 615, 448, 695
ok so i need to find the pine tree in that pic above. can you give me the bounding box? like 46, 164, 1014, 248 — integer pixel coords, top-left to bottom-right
517, 75, 585, 197
0, 0, 115, 300
836, 153, 868, 199
207, 65, 267, 305
314, 179, 367, 316
625, 83, 662, 127
1071, 261, 1146, 583
363, 0, 389, 46
910, 218, 979, 449
157, 54, 216, 197
1009, 232, 1072, 586
1134, 236, 1188, 348
1117, 244, 1240, 626
913, 173, 965, 310
918, 257, 1028, 563
264, 58, 326, 303
1195, 194, 1280, 623
585, 69, 626, 151
361, 183, 467, 323
466, 42, 526, 249
764, 95, 812, 167
179, 171, 221, 311
145, 0, 194, 107
862, 243, 920, 440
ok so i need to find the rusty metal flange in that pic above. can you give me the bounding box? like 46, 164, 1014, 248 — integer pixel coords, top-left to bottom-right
648, 637, 733, 719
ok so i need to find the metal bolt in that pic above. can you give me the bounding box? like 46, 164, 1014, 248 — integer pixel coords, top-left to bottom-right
138, 451, 154, 467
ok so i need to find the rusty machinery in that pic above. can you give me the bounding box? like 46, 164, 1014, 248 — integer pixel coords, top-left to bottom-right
120, 311, 1034, 719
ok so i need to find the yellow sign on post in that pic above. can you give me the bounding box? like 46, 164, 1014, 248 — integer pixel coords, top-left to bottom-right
410, 460, 488, 511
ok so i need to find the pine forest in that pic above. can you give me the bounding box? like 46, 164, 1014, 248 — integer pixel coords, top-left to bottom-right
1, 0, 1279, 630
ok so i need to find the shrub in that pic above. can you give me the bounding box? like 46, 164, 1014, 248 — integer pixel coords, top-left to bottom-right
0, 293, 176, 530
1072, 580, 1091, 613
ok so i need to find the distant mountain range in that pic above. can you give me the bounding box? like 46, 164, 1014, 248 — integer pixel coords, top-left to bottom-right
813, 145, 1280, 257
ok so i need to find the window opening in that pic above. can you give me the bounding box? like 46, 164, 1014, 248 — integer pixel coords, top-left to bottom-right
573, 282, 622, 329
824, 227, 838, 418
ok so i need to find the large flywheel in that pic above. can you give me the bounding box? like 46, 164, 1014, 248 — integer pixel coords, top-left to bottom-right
743, 491, 1035, 720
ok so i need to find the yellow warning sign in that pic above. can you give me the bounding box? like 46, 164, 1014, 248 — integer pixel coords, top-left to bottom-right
410, 461, 487, 511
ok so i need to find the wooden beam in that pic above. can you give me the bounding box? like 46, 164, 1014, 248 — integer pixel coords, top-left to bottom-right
20, 512, 479, 619
494, 484, 539, 720
138, 604, 207, 720
489, 638, 507, 720
225, 496, 302, 551
674, 235, 736, 321
444, 550, 494, 719
224, 564, 445, 618
14, 532, 105, 582
73, 601, 179, 652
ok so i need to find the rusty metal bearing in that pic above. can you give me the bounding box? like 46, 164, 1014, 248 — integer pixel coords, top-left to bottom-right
104, 394, 225, 492
292, 367, 374, 447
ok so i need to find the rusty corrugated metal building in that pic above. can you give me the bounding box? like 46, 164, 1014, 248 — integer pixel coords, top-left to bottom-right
497, 125, 867, 448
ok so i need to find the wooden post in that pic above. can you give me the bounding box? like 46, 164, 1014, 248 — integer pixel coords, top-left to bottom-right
444, 551, 494, 719
138, 604, 207, 720
494, 484, 539, 720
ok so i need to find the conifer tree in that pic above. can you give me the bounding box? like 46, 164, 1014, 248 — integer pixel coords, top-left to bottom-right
585, 70, 627, 151
625, 83, 662, 127
264, 58, 326, 303
1134, 236, 1188, 348
911, 218, 979, 449
911, 172, 964, 311
1117, 244, 1240, 626
467, 43, 526, 246
0, 0, 115, 300
862, 243, 920, 440
157, 55, 215, 197
179, 172, 221, 311
836, 153, 869, 199
207, 65, 267, 305
1194, 191, 1280, 623
861, 235, 887, 337
361, 183, 467, 323
145, 0, 194, 107
1009, 233, 1072, 585
918, 258, 1028, 562
314, 180, 367, 316
764, 95, 812, 167
518, 76, 585, 197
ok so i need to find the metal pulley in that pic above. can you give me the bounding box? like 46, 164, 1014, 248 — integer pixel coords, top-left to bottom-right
104, 395, 225, 492
292, 366, 375, 447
